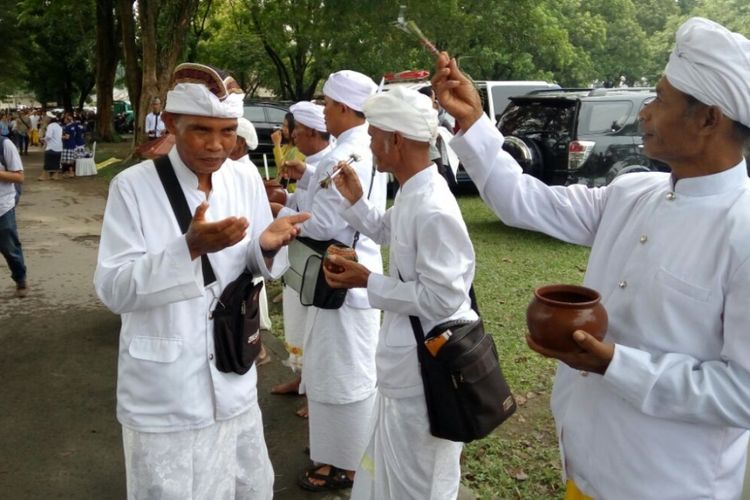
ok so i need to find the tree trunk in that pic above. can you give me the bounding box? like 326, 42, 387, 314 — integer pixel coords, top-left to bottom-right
95, 0, 120, 142
116, 0, 141, 134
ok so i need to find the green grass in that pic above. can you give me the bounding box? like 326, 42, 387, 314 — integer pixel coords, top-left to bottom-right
457, 195, 589, 499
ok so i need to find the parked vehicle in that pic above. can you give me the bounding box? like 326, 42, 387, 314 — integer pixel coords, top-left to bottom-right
243, 100, 290, 166
497, 87, 669, 187
476, 80, 560, 124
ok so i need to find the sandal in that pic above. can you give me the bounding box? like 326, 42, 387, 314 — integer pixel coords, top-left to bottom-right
297, 464, 354, 492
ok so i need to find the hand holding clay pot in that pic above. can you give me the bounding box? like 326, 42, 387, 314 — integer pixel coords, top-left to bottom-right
526, 284, 608, 352
324, 244, 358, 273
264, 179, 287, 205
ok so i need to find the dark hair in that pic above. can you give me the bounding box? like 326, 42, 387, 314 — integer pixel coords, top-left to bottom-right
354, 110, 365, 119
316, 130, 331, 141
285, 112, 296, 134
417, 85, 434, 98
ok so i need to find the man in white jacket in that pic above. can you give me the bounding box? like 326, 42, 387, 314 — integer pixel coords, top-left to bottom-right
433, 17, 750, 500
94, 63, 309, 500
323, 86, 475, 499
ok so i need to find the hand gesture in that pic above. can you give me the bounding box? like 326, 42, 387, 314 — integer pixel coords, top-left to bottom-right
186, 202, 249, 260
322, 256, 371, 289
280, 159, 306, 180
259, 212, 311, 257
526, 330, 615, 375
332, 161, 363, 205
431, 52, 484, 131
271, 128, 282, 147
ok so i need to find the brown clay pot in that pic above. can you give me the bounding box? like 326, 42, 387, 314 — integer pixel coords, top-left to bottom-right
264, 179, 288, 205
324, 244, 358, 273
526, 284, 608, 352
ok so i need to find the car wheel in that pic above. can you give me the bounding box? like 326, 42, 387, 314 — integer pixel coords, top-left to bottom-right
503, 135, 543, 178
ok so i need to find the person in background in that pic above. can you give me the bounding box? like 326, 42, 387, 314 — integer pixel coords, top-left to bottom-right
271, 101, 333, 420
39, 115, 62, 181
12, 111, 31, 156
95, 62, 310, 500
230, 116, 272, 366
323, 86, 473, 500
434, 17, 750, 500
145, 97, 166, 140
0, 134, 27, 298
279, 70, 386, 492
272, 111, 305, 169
73, 113, 87, 161
60, 113, 77, 178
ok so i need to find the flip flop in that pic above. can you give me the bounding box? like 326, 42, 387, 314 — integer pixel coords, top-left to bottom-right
297, 464, 353, 492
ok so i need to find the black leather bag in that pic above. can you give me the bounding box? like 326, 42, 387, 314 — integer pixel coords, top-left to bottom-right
210, 273, 263, 374
154, 155, 262, 375
408, 292, 516, 442
284, 236, 349, 309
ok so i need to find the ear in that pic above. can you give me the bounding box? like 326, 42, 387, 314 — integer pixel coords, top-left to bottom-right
162, 111, 178, 134
697, 105, 723, 135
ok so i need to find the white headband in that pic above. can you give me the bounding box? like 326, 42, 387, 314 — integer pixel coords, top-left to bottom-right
665, 17, 750, 127
323, 70, 377, 112
363, 86, 438, 142
165, 83, 244, 119
236, 117, 258, 150
290, 101, 327, 132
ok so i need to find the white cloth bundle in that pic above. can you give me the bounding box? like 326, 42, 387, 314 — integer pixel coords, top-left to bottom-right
665, 17, 750, 127
363, 86, 438, 142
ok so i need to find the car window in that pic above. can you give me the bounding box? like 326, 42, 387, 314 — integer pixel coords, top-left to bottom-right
491, 86, 544, 118
578, 101, 633, 135
499, 101, 576, 142
266, 107, 287, 123
244, 106, 266, 123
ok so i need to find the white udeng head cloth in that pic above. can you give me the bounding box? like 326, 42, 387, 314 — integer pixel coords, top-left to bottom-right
165, 63, 245, 119
665, 17, 750, 127
236, 117, 258, 150
290, 101, 327, 132
363, 86, 438, 142
322, 70, 377, 112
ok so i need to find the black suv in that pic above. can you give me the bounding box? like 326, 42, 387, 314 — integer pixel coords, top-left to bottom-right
243, 100, 290, 166
497, 88, 668, 187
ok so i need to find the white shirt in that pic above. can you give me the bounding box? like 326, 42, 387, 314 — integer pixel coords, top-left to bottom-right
94, 147, 287, 432
342, 165, 478, 398
44, 122, 62, 152
145, 112, 165, 137
280, 123, 388, 308
452, 115, 750, 500
283, 144, 332, 212
0, 138, 23, 216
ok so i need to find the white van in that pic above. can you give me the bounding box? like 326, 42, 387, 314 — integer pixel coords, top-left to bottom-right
476, 80, 560, 123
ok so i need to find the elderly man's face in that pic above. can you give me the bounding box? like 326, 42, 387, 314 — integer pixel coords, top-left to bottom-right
368, 125, 398, 173
291, 122, 316, 156
164, 113, 238, 176
639, 77, 702, 166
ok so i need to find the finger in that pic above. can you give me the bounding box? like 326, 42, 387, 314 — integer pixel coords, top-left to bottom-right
193, 202, 209, 222
283, 212, 311, 225
525, 334, 556, 357
572, 330, 614, 361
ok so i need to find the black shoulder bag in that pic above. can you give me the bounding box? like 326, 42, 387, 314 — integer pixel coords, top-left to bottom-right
283, 162, 377, 309
406, 279, 516, 442
155, 155, 262, 375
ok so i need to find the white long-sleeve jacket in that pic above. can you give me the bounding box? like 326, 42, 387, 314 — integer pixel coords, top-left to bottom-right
95, 147, 286, 432
452, 115, 750, 500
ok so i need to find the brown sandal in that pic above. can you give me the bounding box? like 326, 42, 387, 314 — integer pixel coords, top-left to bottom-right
297, 464, 353, 492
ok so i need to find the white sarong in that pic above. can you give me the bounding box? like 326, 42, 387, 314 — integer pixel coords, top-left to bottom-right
308, 393, 376, 471
281, 286, 307, 371
351, 392, 463, 500
122, 404, 273, 500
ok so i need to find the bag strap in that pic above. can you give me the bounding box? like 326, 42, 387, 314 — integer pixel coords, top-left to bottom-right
399, 270, 479, 343
351, 164, 377, 250
154, 155, 217, 286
